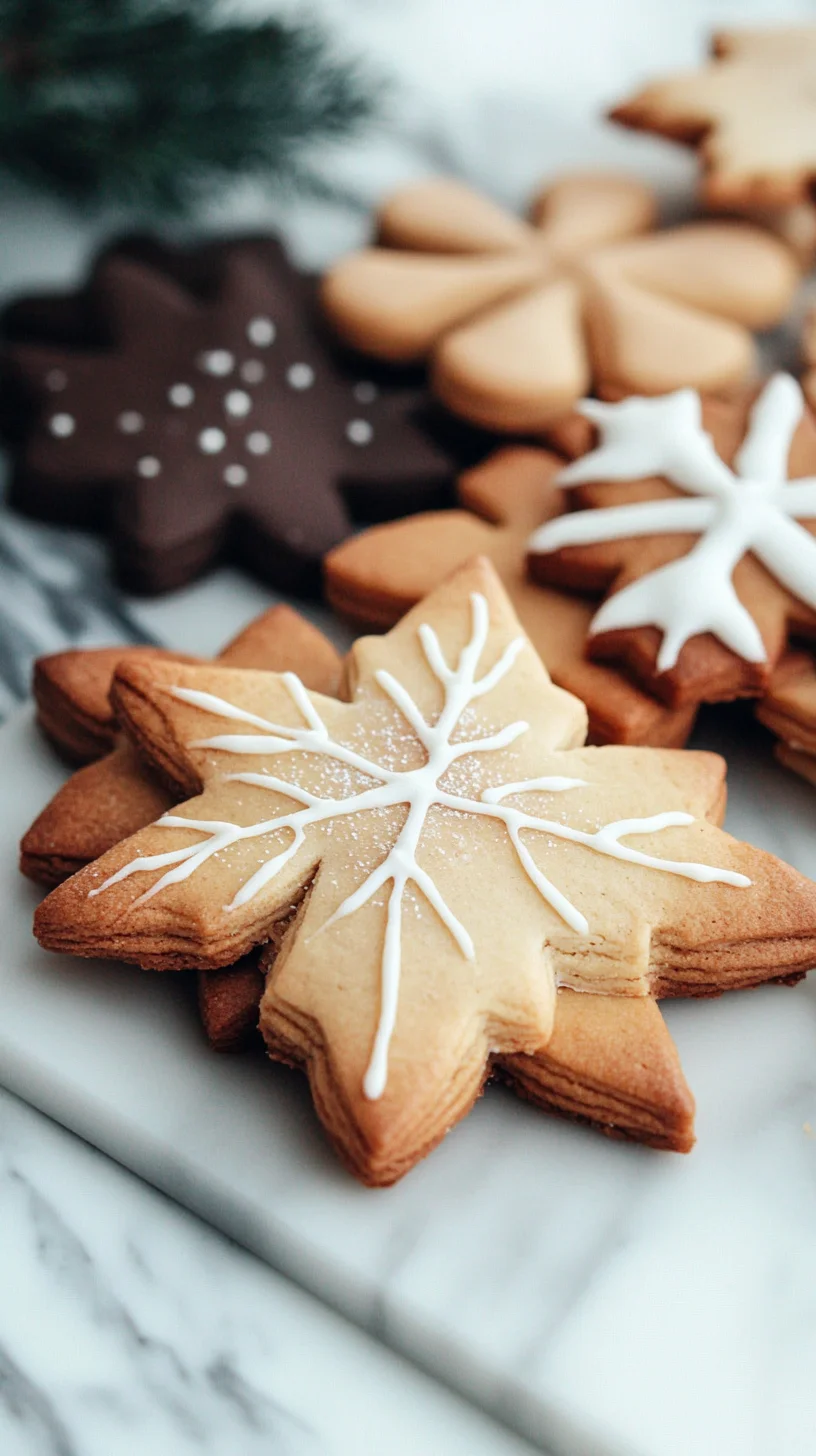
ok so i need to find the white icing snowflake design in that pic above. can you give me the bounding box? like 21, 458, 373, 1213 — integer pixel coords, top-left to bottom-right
90, 593, 749, 1099
529, 373, 816, 671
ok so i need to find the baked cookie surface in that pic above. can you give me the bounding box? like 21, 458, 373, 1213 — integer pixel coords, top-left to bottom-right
322, 172, 798, 431
3, 236, 468, 595
34, 560, 816, 1183
326, 447, 697, 748
531, 376, 816, 709
612, 26, 816, 208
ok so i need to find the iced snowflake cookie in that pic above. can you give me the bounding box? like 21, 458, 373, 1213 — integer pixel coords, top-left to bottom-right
325, 446, 697, 747
529, 375, 816, 710
611, 26, 816, 209
34, 560, 816, 1184
321, 172, 798, 433
21, 605, 342, 887
2, 237, 465, 595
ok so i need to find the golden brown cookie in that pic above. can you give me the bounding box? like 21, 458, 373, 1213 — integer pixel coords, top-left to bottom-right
802, 307, 816, 417
756, 652, 816, 755
34, 560, 816, 1184
326, 446, 695, 748
197, 958, 266, 1052
321, 172, 798, 432
755, 649, 816, 788
611, 26, 816, 209
194, 965, 696, 1148
21, 605, 342, 886
530, 377, 816, 710
775, 742, 816, 786
503, 992, 694, 1152
34, 644, 192, 765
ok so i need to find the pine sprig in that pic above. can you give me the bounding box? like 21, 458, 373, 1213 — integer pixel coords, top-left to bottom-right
0, 0, 378, 211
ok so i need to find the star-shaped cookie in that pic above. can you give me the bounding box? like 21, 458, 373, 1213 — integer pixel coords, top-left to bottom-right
34, 560, 816, 1184
4, 237, 466, 595
326, 445, 696, 747
20, 600, 693, 1125
612, 26, 816, 208
21, 605, 342, 887
530, 376, 816, 709
755, 650, 816, 786
322, 171, 798, 432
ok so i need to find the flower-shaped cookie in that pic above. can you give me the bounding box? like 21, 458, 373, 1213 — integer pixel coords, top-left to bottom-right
321, 172, 799, 432
612, 26, 816, 208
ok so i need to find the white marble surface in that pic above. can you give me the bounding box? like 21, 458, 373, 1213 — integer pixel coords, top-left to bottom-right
3, 4, 816, 1454
0, 1083, 539, 1456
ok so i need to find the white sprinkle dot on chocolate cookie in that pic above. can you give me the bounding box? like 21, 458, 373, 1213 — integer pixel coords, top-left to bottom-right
136, 456, 161, 478
199, 427, 227, 454
197, 350, 234, 377
224, 389, 252, 418
240, 360, 265, 384
246, 430, 271, 455
353, 381, 377, 404
287, 363, 315, 390
247, 317, 275, 347
45, 369, 67, 392
117, 410, 144, 434
346, 418, 373, 446
48, 413, 75, 438
224, 464, 248, 487
169, 383, 194, 407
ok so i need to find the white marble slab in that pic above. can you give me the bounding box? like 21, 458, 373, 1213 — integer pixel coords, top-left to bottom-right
0, 1086, 539, 1456
2, 696, 816, 1456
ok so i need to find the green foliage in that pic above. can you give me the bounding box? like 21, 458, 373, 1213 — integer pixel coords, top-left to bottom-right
0, 0, 377, 211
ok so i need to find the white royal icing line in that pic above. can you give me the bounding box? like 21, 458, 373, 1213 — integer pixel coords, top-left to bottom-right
529, 374, 816, 670
88, 594, 750, 1100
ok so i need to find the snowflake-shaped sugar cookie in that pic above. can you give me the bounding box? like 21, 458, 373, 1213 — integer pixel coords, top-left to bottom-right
37, 560, 814, 1184
530, 375, 816, 707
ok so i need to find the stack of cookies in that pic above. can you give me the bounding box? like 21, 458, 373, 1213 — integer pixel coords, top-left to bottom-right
23, 562, 816, 1185
14, 22, 816, 1185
